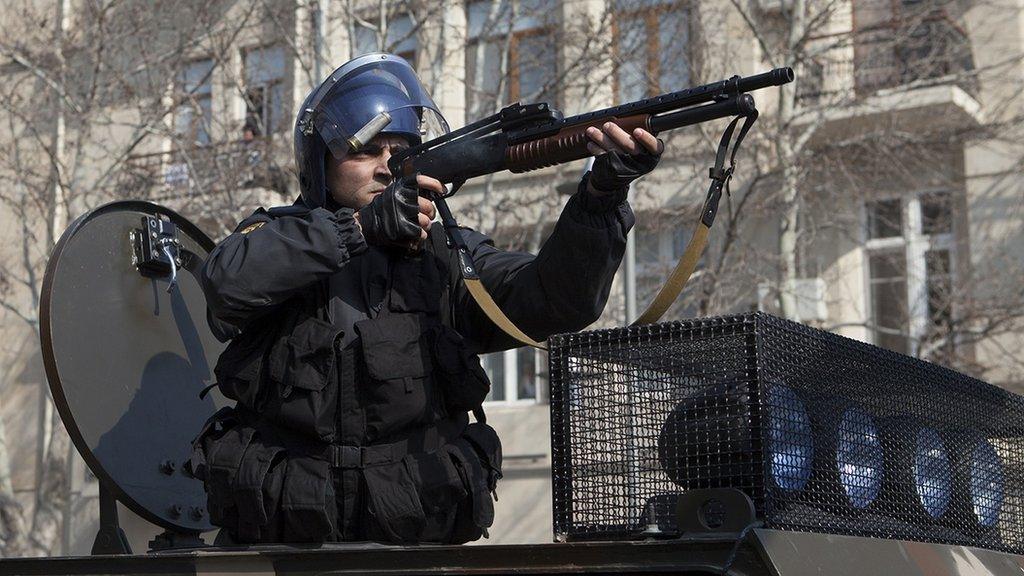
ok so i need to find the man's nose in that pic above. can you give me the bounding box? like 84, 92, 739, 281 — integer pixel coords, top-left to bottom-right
375, 149, 393, 178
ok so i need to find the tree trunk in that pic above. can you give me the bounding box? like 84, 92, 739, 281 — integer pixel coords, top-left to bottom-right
779, 160, 800, 320
776, 0, 805, 321
27, 0, 73, 556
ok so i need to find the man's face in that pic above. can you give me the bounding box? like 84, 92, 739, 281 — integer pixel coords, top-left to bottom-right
324, 134, 411, 209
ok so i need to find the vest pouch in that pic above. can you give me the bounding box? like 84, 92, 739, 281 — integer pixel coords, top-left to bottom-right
461, 423, 503, 493
431, 326, 490, 413
189, 409, 291, 543
213, 321, 276, 411
186, 406, 236, 481
233, 439, 286, 543
355, 315, 434, 439
265, 314, 341, 442
404, 450, 467, 542
362, 458, 426, 543
444, 423, 503, 544
198, 411, 254, 531
280, 456, 336, 542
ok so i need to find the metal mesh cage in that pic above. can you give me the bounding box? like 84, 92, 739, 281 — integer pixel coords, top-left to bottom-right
549, 312, 1024, 552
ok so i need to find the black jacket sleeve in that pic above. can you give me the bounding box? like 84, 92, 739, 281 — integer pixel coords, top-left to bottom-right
201, 206, 366, 335
454, 180, 635, 354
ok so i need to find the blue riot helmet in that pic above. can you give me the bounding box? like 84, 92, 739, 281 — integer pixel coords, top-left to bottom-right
293, 53, 449, 208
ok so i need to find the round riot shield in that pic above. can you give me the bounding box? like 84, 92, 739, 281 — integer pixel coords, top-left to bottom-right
40, 200, 229, 533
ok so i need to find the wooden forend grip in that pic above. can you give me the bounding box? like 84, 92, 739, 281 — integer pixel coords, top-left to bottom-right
506, 115, 651, 173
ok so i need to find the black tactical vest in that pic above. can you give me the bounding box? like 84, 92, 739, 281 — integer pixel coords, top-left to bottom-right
189, 226, 502, 544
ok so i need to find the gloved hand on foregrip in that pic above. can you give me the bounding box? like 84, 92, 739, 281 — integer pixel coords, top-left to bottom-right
356, 176, 422, 247
588, 148, 662, 195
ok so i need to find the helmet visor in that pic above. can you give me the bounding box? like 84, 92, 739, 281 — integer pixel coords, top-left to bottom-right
308, 55, 449, 159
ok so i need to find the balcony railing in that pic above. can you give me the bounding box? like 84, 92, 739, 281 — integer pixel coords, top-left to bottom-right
119, 137, 290, 201
797, 19, 977, 106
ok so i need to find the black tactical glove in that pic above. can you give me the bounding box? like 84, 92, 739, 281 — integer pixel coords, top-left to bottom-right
588, 147, 662, 195
356, 176, 422, 247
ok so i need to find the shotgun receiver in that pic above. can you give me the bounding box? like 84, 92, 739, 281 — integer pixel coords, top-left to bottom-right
386, 68, 794, 349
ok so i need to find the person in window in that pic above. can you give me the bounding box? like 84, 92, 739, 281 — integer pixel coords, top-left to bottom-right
189, 53, 664, 544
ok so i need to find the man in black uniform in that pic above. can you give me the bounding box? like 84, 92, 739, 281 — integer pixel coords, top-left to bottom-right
190, 53, 664, 544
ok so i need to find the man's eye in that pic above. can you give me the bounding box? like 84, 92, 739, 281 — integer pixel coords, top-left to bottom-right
354, 146, 381, 156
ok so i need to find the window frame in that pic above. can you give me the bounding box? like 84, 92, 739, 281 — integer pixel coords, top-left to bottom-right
479, 217, 554, 407
633, 217, 703, 321
464, 0, 558, 122
351, 12, 419, 66
611, 1, 691, 103
482, 347, 548, 407
852, 0, 976, 96
175, 57, 215, 147
863, 190, 958, 358
242, 44, 288, 138
506, 26, 557, 104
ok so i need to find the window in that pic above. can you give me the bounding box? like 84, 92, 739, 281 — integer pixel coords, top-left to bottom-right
636, 223, 662, 264
796, 58, 826, 105
923, 248, 954, 362
920, 191, 952, 235
634, 219, 699, 321
894, 0, 975, 89
925, 249, 952, 325
868, 250, 910, 354
482, 348, 548, 404
353, 13, 418, 65
516, 346, 538, 399
852, 0, 976, 96
483, 353, 507, 401
614, 1, 691, 103
243, 45, 287, 137
176, 59, 214, 146
479, 219, 553, 406
864, 192, 957, 360
866, 198, 902, 239
466, 0, 558, 122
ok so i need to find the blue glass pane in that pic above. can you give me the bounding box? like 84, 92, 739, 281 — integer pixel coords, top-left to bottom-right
245, 45, 286, 85
616, 15, 647, 103
387, 14, 417, 54
465, 40, 503, 120
483, 353, 505, 401
354, 27, 378, 56
468, 0, 557, 39
658, 8, 690, 91
182, 59, 214, 94
516, 33, 556, 102
468, 0, 512, 38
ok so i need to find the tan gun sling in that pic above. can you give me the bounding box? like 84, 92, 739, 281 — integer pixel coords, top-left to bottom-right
438, 112, 758, 350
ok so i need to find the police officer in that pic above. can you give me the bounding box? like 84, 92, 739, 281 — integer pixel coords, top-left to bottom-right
191, 53, 664, 545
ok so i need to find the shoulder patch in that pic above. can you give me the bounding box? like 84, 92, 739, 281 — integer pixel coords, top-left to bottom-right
240, 221, 266, 234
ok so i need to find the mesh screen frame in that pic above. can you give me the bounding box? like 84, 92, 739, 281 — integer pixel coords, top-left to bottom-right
549, 312, 1024, 552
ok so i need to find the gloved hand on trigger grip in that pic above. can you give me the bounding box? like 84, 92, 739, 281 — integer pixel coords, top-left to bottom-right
589, 147, 662, 194
357, 176, 422, 247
